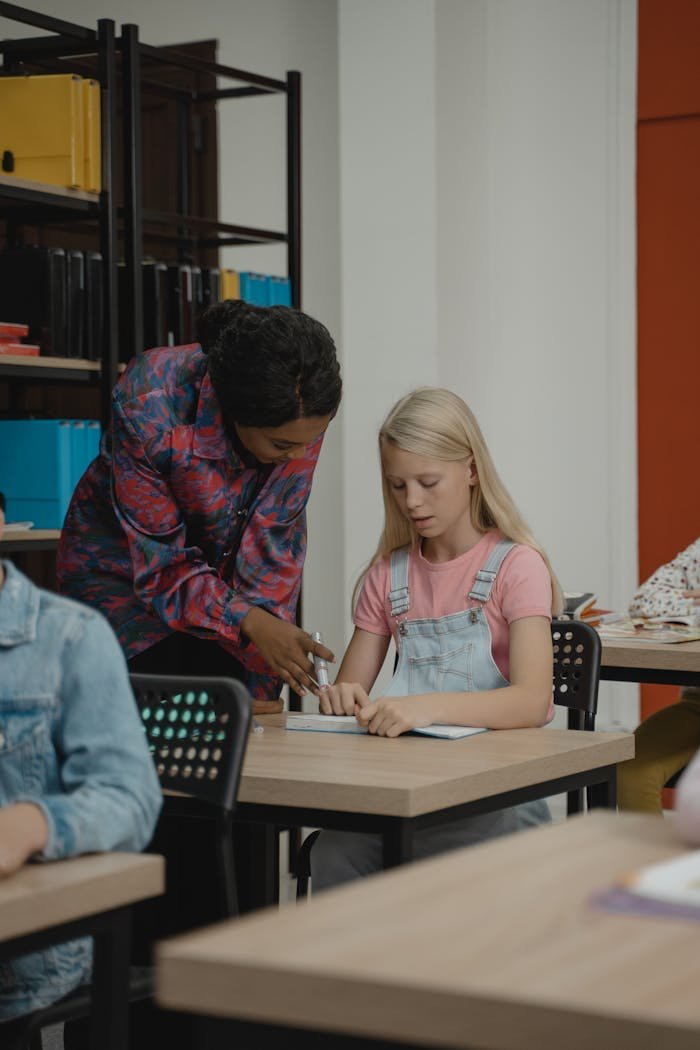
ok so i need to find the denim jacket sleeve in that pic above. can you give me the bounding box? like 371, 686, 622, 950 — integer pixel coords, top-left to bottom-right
20, 611, 162, 860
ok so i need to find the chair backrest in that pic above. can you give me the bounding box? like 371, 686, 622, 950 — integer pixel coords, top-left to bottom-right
130, 673, 252, 812
551, 619, 601, 732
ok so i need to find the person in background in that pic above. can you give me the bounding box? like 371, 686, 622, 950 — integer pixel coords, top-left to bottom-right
618, 537, 700, 813
0, 490, 162, 1032
310, 387, 562, 891
675, 747, 700, 844
57, 301, 341, 708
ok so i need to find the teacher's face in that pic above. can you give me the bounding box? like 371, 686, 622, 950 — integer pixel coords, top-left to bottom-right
235, 414, 332, 465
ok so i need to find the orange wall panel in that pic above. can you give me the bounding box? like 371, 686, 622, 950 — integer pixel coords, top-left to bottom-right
638, 0, 700, 119
636, 120, 700, 584
637, 1, 700, 722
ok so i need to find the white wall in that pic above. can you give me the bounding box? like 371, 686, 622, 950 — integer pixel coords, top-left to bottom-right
6, 1, 639, 726
337, 0, 638, 726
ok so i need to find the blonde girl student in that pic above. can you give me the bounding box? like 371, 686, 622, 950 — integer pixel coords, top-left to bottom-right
311, 387, 563, 890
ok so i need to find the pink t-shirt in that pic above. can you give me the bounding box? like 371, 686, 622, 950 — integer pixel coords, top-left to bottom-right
354, 530, 552, 682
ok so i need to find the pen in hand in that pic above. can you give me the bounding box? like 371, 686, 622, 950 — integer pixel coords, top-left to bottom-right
312, 631, 331, 690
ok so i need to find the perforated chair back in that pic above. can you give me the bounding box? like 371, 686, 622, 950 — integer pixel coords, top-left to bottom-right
551, 619, 602, 815
551, 619, 601, 732
130, 673, 251, 813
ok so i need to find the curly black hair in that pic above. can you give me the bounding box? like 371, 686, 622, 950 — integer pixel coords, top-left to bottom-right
198, 300, 342, 429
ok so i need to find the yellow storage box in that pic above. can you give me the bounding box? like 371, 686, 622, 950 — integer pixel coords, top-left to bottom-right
0, 73, 91, 191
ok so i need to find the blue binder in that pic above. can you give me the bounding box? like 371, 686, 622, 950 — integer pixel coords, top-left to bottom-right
268, 276, 292, 306
0, 419, 73, 528
85, 420, 101, 466
239, 272, 270, 306
70, 420, 86, 494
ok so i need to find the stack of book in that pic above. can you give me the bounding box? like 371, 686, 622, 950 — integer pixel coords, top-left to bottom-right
0, 322, 39, 356
562, 592, 610, 627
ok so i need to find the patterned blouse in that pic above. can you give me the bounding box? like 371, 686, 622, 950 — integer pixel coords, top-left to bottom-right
57, 344, 324, 701
629, 538, 700, 624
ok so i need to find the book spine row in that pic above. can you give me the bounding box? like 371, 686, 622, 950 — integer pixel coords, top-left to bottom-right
0, 248, 293, 361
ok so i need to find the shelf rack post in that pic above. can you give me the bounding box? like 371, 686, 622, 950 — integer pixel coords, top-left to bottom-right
122, 23, 144, 362
286, 70, 302, 309
98, 17, 118, 427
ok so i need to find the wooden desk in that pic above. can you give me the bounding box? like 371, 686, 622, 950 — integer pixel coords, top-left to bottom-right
601, 637, 700, 687
229, 717, 632, 906
157, 812, 699, 1050
0, 852, 164, 1050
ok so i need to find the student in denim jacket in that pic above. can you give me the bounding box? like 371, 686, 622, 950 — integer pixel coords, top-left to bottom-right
0, 492, 162, 1023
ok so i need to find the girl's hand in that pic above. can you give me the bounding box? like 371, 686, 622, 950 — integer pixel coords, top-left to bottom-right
0, 803, 49, 878
241, 608, 334, 698
318, 682, 370, 716
356, 696, 433, 737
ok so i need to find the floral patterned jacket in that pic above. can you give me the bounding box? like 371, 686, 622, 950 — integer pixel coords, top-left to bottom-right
629, 537, 700, 625
57, 344, 324, 701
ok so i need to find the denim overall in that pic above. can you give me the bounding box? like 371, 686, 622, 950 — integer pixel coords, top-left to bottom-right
310, 539, 550, 891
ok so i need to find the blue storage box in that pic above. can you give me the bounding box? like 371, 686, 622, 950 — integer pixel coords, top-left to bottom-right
239, 272, 270, 306
0, 418, 101, 529
268, 276, 292, 306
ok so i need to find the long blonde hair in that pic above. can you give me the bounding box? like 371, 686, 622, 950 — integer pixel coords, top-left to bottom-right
354, 387, 563, 614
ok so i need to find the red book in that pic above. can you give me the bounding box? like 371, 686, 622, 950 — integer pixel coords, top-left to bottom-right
0, 322, 30, 340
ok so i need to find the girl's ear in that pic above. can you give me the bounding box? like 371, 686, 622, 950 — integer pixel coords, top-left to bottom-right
466, 456, 478, 487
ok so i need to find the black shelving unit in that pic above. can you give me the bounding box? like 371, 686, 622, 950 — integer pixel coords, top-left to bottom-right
0, 2, 119, 426
118, 29, 302, 361
0, 5, 302, 565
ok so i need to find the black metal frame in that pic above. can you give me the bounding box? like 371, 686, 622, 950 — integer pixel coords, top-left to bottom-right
601, 664, 700, 687
235, 763, 617, 908
195, 1016, 439, 1050
120, 39, 302, 361
0, 905, 133, 1050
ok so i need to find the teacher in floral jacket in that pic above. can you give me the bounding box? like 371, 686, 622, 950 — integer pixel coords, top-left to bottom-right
58, 300, 341, 712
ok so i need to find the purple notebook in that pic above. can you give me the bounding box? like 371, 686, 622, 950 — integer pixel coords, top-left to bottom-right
590, 885, 700, 923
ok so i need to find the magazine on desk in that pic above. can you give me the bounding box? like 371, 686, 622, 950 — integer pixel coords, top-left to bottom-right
596, 618, 700, 645
285, 713, 488, 740
591, 848, 700, 922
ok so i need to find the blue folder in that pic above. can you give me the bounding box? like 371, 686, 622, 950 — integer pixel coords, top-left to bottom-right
268, 276, 292, 306
0, 419, 73, 528
239, 272, 270, 307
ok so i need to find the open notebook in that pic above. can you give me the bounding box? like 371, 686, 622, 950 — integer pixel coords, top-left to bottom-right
285, 713, 487, 740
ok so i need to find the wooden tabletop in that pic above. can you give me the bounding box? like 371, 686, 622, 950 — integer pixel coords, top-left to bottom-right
157, 812, 699, 1050
0, 852, 164, 943
601, 636, 700, 676
238, 717, 632, 818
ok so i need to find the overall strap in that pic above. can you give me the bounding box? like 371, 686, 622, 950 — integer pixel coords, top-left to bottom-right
468, 539, 516, 604
388, 547, 411, 617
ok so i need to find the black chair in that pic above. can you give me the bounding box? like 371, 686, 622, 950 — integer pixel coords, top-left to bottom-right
295, 619, 602, 900
550, 619, 602, 814
14, 673, 252, 1050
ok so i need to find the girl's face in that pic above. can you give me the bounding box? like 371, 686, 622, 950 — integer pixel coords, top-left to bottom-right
235, 415, 332, 465
382, 443, 478, 549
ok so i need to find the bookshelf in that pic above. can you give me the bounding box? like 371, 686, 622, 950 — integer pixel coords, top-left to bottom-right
0, 5, 302, 592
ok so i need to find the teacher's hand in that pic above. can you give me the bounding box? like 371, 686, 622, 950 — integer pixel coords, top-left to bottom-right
241, 607, 335, 698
